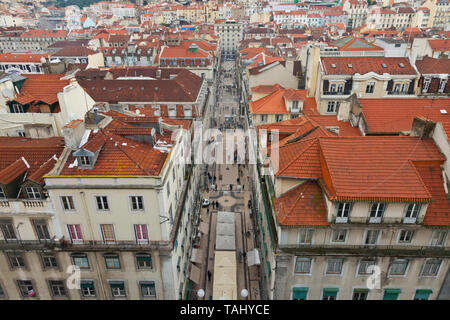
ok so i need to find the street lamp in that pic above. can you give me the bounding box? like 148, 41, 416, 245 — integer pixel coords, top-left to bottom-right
197, 289, 205, 299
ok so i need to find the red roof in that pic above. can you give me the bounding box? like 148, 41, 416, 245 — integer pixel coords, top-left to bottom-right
250, 84, 284, 95
428, 39, 450, 52
249, 88, 315, 115
0, 53, 49, 63
13, 74, 69, 106
21, 29, 68, 38
359, 98, 450, 135
321, 57, 416, 75
274, 181, 329, 226
415, 56, 450, 74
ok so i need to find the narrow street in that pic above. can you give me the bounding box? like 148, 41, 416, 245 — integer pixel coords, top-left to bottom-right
190, 56, 261, 300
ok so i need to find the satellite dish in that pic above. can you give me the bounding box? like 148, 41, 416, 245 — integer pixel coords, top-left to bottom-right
2, 88, 13, 98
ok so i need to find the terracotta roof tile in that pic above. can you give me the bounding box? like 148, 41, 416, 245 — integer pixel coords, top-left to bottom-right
416, 56, 450, 74
274, 181, 329, 226
0, 158, 29, 184
321, 57, 416, 75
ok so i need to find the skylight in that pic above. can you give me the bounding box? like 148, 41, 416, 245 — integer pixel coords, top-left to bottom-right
347, 64, 352, 68
381, 63, 387, 68
399, 63, 405, 68
331, 63, 336, 68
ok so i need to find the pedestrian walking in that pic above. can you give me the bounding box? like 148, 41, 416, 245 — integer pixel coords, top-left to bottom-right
230, 184, 233, 191
207, 208, 209, 215
243, 251, 247, 262
207, 270, 212, 281
237, 177, 240, 184
213, 175, 216, 183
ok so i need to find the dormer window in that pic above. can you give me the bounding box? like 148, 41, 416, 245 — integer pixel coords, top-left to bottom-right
0, 187, 5, 199
292, 100, 300, 112
79, 156, 91, 166
404, 203, 421, 224
438, 79, 447, 93
26, 186, 41, 199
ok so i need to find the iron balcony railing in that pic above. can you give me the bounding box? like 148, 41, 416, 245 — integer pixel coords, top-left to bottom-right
278, 244, 450, 257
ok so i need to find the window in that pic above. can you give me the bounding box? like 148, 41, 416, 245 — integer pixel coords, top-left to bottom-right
414, 289, 432, 300
423, 78, 431, 92
67, 224, 83, 243
394, 83, 401, 93
0, 283, 4, 298
61, 196, 75, 211
292, 287, 308, 300
421, 259, 441, 277
41, 252, 58, 269
383, 289, 401, 300
438, 79, 447, 93
134, 224, 149, 243
326, 258, 343, 274
0, 187, 5, 198
0, 220, 16, 240
369, 202, 385, 223
336, 202, 351, 222
136, 253, 152, 269
17, 130, 25, 137
331, 229, 347, 242
80, 280, 96, 297
26, 187, 41, 199
358, 259, 376, 275
49, 280, 66, 297
95, 196, 109, 210
33, 219, 51, 240
72, 253, 89, 269
352, 289, 369, 300
327, 101, 336, 113
130, 196, 144, 211
295, 257, 312, 274
104, 254, 121, 269
8, 252, 25, 268
79, 156, 91, 166
275, 115, 283, 122
322, 288, 339, 300
389, 259, 408, 276
398, 230, 414, 243
109, 281, 126, 297
401, 83, 408, 93
430, 230, 447, 246
297, 229, 314, 244
17, 280, 36, 298
337, 84, 343, 93
404, 203, 421, 223
364, 229, 380, 245
330, 84, 337, 93
12, 104, 24, 113
140, 281, 156, 297
260, 115, 268, 123
292, 100, 299, 112
101, 224, 115, 243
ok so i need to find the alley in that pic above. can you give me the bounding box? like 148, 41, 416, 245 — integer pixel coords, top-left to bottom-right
190, 56, 261, 300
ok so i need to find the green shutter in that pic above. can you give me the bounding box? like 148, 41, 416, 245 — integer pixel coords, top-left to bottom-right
323, 288, 339, 297
80, 282, 93, 289
383, 289, 401, 300
415, 289, 432, 300
264, 242, 268, 255
267, 261, 271, 276
353, 288, 369, 293
110, 282, 124, 289
137, 256, 150, 262
293, 287, 308, 300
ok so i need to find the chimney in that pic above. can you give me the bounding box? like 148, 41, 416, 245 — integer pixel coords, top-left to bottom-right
61, 120, 86, 149
93, 107, 99, 124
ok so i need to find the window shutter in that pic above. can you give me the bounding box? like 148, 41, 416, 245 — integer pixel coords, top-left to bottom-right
418, 76, 424, 88
323, 79, 329, 92
408, 79, 415, 94
445, 77, 450, 93
429, 78, 440, 93
386, 80, 394, 92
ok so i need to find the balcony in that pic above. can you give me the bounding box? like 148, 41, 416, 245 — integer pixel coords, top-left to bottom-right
278, 244, 450, 258
322, 91, 350, 96
0, 199, 51, 214
387, 91, 413, 96
59, 239, 172, 252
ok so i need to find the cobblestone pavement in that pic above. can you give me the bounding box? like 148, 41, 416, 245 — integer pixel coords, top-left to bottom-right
190, 58, 261, 300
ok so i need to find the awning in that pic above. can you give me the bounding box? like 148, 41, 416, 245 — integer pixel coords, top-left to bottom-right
188, 263, 201, 285
247, 248, 260, 266
190, 248, 204, 264
199, 222, 209, 234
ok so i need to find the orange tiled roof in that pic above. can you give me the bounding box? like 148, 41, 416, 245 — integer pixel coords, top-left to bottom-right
249, 88, 307, 115
416, 56, 450, 74
416, 165, 450, 226
359, 98, 450, 135
0, 137, 64, 185
13, 74, 69, 106
250, 84, 284, 94
321, 57, 416, 75
274, 181, 329, 226
319, 136, 445, 202
0, 52, 49, 63
428, 39, 450, 52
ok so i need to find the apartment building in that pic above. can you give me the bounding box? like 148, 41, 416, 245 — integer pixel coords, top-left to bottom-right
423, 0, 450, 28
76, 68, 209, 120
259, 134, 450, 300
158, 38, 216, 81
43, 109, 199, 300
214, 20, 244, 55
415, 57, 450, 96
0, 53, 49, 74
0, 29, 69, 53
343, 0, 368, 29
0, 137, 66, 300
315, 56, 418, 116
